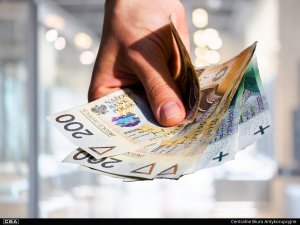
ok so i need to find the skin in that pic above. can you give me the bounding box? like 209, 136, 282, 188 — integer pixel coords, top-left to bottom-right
88, 0, 190, 126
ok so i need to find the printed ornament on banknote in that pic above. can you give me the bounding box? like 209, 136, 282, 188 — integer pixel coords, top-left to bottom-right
47, 22, 272, 182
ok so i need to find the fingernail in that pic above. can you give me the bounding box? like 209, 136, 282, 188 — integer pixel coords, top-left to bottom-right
160, 102, 182, 121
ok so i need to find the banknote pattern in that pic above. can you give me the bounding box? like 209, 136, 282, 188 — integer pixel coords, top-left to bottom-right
47, 23, 271, 181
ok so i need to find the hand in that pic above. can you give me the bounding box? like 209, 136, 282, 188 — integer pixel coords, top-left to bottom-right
88, 0, 190, 126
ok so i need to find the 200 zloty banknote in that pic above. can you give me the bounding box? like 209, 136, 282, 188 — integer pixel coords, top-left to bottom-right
47, 22, 271, 181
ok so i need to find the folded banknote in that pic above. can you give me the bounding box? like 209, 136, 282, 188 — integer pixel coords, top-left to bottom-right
47, 22, 271, 181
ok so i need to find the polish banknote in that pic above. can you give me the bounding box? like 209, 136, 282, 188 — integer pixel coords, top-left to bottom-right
47, 23, 271, 181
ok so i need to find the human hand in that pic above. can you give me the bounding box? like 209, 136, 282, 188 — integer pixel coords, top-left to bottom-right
88, 0, 190, 126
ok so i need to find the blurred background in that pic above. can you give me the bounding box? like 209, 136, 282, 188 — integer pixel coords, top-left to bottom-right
0, 0, 300, 218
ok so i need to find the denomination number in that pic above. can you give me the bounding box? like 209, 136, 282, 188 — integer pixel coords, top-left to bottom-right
56, 114, 93, 138
73, 150, 89, 160
73, 150, 122, 169
87, 156, 106, 164
101, 158, 122, 168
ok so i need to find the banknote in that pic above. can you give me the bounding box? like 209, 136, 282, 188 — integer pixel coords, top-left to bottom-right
48, 42, 257, 160
170, 22, 200, 120
63, 148, 196, 180
61, 56, 271, 181
48, 22, 271, 181
56, 55, 270, 181
186, 57, 272, 173
80, 165, 140, 181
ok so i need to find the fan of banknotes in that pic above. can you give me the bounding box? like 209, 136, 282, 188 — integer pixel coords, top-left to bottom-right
48, 22, 271, 182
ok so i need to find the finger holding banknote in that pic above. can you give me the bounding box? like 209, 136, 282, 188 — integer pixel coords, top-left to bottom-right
48, 14, 272, 181
88, 0, 192, 126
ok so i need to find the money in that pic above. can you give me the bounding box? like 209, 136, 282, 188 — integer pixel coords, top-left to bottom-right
47, 23, 271, 181
186, 57, 272, 173
65, 148, 195, 180
170, 22, 200, 120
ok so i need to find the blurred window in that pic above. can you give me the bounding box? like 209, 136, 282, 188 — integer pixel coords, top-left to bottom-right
0, 0, 30, 218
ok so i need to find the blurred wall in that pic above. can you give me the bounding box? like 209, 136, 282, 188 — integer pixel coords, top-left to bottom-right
277, 0, 300, 168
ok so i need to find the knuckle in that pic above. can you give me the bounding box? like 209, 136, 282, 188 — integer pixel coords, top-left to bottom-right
88, 86, 107, 101
147, 77, 171, 98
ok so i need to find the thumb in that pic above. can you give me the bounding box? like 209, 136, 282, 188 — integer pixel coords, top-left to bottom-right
131, 56, 186, 127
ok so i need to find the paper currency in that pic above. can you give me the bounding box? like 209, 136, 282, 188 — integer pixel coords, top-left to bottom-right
170, 22, 200, 120
186, 57, 272, 173
47, 23, 271, 181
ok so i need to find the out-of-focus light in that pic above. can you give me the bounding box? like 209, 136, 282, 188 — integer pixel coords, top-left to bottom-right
207, 36, 223, 50
45, 29, 58, 42
74, 32, 93, 49
195, 47, 209, 58
205, 50, 220, 64
195, 57, 208, 68
54, 37, 66, 50
193, 30, 207, 47
44, 14, 65, 30
192, 8, 208, 28
80, 51, 95, 65
203, 28, 219, 41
